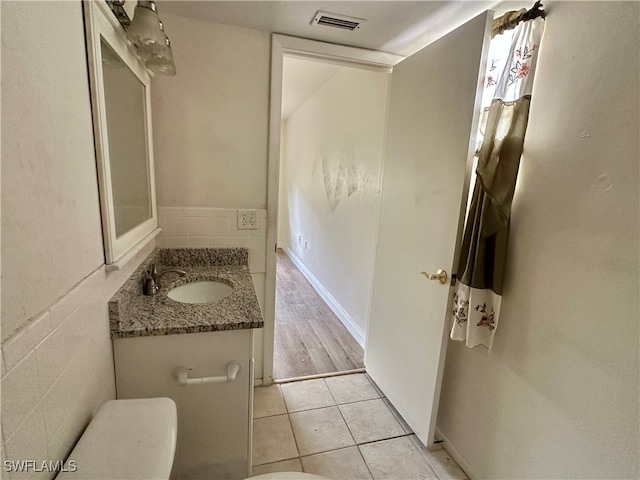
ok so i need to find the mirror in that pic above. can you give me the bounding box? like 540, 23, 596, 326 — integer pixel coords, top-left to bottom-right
101, 39, 152, 237
85, 1, 158, 267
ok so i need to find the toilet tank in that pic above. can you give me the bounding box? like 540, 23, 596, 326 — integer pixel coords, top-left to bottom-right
57, 398, 177, 480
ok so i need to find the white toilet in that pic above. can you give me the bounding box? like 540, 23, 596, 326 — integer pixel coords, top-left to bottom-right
58, 398, 328, 480
57, 398, 177, 480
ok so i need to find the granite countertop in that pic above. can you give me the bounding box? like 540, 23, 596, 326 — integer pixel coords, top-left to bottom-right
109, 248, 264, 338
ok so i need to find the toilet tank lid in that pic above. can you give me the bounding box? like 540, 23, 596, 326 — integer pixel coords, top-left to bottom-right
57, 398, 177, 480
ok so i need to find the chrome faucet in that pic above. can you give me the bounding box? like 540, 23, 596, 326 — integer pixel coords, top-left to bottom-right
143, 262, 187, 295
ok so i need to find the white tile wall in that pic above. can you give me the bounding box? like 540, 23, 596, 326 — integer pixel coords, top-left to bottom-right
0, 241, 156, 479
156, 207, 268, 274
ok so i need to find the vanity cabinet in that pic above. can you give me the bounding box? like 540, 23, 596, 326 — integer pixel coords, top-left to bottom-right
113, 329, 254, 480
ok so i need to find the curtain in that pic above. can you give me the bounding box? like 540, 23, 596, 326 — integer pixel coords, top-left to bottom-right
449, 14, 545, 350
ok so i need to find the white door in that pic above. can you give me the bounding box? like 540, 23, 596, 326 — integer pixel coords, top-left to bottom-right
365, 12, 492, 447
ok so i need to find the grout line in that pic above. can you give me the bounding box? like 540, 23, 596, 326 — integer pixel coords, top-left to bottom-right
252, 457, 304, 471
252, 453, 300, 469
323, 376, 339, 405
285, 412, 302, 469
356, 444, 376, 480
333, 394, 359, 454
356, 432, 413, 447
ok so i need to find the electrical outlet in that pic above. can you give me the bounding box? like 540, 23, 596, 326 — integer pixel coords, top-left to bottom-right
237, 209, 259, 230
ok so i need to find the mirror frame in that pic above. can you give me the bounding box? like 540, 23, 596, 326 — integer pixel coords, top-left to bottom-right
84, 0, 159, 267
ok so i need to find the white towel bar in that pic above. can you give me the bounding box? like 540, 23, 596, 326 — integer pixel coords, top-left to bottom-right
174, 362, 241, 386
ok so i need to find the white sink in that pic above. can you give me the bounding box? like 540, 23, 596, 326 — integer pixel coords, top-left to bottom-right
167, 280, 233, 304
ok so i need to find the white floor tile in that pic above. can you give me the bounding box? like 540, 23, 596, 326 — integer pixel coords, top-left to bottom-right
252, 458, 303, 476
325, 374, 381, 404
413, 441, 468, 480
252, 415, 299, 466
281, 379, 336, 413
339, 399, 406, 444
289, 406, 355, 456
302, 447, 372, 479
359, 436, 438, 480
382, 398, 413, 434
254, 384, 287, 418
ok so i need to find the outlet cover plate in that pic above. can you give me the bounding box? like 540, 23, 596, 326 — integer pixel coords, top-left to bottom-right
237, 209, 259, 230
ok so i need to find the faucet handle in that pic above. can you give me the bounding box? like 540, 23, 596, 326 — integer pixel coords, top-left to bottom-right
148, 261, 158, 276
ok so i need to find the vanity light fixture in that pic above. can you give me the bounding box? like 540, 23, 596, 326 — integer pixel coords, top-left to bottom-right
145, 36, 177, 76
126, 0, 177, 75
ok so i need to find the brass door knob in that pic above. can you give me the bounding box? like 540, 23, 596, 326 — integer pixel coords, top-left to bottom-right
419, 269, 448, 285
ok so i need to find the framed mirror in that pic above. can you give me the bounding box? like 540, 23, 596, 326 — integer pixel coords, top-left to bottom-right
84, 0, 159, 267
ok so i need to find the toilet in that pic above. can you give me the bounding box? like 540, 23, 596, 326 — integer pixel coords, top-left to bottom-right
57, 398, 177, 479
58, 398, 328, 480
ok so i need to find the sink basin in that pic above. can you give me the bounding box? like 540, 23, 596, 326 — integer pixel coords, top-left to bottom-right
167, 280, 233, 304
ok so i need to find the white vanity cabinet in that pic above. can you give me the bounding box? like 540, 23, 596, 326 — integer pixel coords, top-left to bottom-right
113, 329, 254, 480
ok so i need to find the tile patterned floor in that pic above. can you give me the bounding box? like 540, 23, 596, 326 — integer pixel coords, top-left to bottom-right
252, 373, 468, 480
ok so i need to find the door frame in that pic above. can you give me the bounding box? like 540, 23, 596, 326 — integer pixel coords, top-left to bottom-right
262, 34, 403, 384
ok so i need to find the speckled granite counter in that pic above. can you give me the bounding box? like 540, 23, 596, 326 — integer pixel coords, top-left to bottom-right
109, 248, 264, 338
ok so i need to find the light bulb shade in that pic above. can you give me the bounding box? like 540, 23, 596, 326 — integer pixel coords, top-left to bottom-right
127, 3, 165, 53
144, 38, 177, 76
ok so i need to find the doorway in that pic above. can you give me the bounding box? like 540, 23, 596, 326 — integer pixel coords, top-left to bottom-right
272, 54, 391, 380
265, 13, 492, 446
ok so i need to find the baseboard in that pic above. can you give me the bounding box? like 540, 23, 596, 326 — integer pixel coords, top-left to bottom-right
435, 427, 481, 480
283, 247, 366, 348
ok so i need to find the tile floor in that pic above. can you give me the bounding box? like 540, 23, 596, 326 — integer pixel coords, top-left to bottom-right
252, 374, 468, 480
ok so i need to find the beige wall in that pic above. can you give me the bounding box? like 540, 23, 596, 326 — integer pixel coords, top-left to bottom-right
0, 2, 155, 473
1, 1, 104, 340
279, 65, 390, 340
151, 13, 270, 209
150, 14, 271, 380
437, 2, 640, 478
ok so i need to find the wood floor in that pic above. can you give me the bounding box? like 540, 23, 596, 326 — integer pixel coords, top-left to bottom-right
273, 249, 365, 380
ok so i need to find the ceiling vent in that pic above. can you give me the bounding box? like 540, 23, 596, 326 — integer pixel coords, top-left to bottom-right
311, 11, 366, 31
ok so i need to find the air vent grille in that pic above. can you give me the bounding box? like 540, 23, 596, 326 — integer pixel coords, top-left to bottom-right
311, 11, 365, 31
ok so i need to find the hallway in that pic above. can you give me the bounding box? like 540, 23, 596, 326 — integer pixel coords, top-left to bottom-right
274, 250, 364, 379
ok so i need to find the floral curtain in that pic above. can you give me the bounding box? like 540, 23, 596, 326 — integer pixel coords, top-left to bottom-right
449, 13, 545, 350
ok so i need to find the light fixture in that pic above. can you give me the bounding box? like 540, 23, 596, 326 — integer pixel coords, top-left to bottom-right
145, 37, 177, 76
127, 1, 164, 51
126, 1, 177, 76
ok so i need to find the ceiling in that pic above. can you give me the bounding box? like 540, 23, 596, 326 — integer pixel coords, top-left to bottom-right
156, 1, 502, 119
157, 1, 499, 57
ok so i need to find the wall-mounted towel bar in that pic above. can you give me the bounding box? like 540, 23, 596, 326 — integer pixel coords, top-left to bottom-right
174, 362, 241, 386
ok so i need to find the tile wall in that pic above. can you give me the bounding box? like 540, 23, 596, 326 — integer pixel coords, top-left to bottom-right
0, 242, 156, 479
156, 207, 267, 274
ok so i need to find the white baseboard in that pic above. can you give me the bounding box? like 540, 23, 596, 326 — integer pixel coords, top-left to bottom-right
283, 247, 366, 348
435, 427, 481, 480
